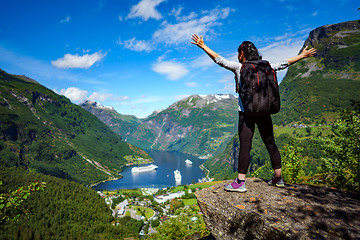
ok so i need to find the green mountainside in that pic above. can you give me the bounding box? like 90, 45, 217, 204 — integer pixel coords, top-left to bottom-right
274, 20, 360, 126
82, 94, 239, 158
80, 100, 142, 139
0, 167, 142, 239
0, 70, 150, 185
204, 20, 360, 180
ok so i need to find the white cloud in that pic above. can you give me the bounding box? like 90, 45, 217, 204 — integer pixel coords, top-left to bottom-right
0, 45, 106, 85
132, 95, 165, 104
88, 92, 113, 102
260, 38, 304, 64
185, 82, 198, 87
51, 51, 106, 69
169, 7, 183, 20
153, 20, 206, 46
114, 96, 131, 101
117, 37, 152, 52
218, 73, 235, 92
112, 96, 131, 106
59, 87, 88, 103
273, 28, 312, 42
170, 7, 198, 21
191, 54, 215, 69
180, 12, 198, 21
311, 11, 318, 17
121, 6, 233, 53
152, 59, 189, 80
127, 0, 166, 21
259, 31, 310, 83
153, 7, 232, 46
60, 16, 70, 23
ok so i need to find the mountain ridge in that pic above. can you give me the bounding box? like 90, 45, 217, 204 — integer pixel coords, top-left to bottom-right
82, 93, 239, 158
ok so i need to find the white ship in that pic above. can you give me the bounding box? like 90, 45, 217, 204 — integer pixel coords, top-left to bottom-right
174, 169, 182, 182
185, 159, 192, 165
131, 164, 158, 173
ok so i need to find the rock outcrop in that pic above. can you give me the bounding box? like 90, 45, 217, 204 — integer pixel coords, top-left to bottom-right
303, 20, 359, 57
195, 178, 360, 240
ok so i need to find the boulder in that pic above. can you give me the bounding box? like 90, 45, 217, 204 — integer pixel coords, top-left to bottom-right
195, 178, 360, 240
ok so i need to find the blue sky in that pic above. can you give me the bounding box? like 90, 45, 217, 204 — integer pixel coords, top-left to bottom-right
0, 0, 358, 118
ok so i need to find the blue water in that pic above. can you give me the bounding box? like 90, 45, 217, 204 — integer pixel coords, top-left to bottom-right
93, 150, 206, 190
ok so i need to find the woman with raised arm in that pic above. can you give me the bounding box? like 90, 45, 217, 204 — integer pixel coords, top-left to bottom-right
191, 34, 316, 192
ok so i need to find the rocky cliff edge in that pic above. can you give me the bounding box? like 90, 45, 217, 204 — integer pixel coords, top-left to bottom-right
195, 178, 360, 240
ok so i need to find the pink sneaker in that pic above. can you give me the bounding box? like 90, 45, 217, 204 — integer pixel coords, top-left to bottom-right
224, 179, 247, 192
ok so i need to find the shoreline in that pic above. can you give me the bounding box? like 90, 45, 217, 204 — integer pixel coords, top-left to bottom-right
91, 152, 209, 189
90, 158, 154, 188
89, 176, 122, 188
125, 160, 154, 167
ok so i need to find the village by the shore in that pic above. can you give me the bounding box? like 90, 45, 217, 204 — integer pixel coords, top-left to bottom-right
96, 173, 214, 237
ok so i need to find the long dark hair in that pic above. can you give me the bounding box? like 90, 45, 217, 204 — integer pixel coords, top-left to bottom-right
238, 41, 262, 61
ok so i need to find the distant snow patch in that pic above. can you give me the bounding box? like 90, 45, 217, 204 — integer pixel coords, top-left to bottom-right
86, 100, 114, 111
214, 94, 230, 100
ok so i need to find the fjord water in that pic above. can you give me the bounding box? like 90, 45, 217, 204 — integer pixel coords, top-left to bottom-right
93, 150, 206, 190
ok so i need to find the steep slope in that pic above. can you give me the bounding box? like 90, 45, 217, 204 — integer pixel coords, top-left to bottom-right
273, 20, 360, 126
0, 167, 143, 239
82, 94, 239, 158
142, 94, 238, 158
0, 69, 150, 185
204, 20, 360, 180
80, 100, 142, 141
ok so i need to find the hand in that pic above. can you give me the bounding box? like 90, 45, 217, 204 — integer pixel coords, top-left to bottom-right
191, 34, 219, 60
191, 34, 205, 48
300, 46, 317, 58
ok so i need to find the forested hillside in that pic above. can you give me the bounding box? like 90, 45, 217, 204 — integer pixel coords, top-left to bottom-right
0, 167, 143, 239
0, 70, 151, 185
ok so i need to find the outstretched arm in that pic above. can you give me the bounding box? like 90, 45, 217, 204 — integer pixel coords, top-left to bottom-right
287, 46, 317, 65
191, 34, 219, 60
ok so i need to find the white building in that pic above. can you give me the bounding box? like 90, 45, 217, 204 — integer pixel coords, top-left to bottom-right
141, 188, 159, 196
116, 199, 129, 216
97, 191, 106, 198
154, 191, 185, 204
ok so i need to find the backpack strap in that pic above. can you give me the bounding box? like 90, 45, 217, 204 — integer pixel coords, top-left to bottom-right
242, 62, 260, 86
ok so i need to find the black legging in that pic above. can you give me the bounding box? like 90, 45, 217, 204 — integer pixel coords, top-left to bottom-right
238, 112, 281, 174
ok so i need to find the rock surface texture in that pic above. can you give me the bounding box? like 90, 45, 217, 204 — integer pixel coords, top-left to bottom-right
195, 178, 360, 240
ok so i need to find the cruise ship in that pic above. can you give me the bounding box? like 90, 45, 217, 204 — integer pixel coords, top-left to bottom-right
185, 159, 192, 165
131, 164, 158, 173
174, 170, 182, 182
